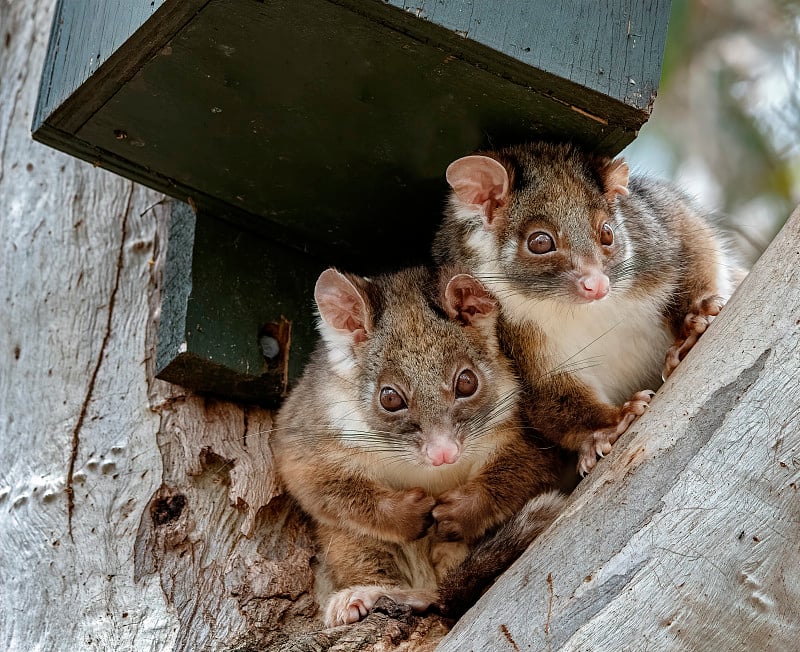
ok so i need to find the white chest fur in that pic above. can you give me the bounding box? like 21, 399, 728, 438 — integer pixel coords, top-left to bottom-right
504, 289, 673, 405
464, 224, 676, 405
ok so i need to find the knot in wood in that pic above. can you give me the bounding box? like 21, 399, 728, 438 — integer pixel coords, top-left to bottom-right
151, 493, 187, 526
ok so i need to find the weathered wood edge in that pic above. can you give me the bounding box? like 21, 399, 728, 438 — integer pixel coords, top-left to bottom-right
436, 206, 800, 651
332, 0, 660, 128
154, 201, 195, 378
382, 0, 670, 113
33, 0, 209, 134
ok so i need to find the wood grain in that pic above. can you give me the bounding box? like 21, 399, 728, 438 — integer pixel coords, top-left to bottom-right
1, 3, 174, 650
33, 0, 207, 133
385, 0, 670, 110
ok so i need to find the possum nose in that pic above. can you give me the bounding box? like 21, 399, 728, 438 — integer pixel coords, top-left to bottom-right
578, 273, 609, 300
425, 439, 461, 466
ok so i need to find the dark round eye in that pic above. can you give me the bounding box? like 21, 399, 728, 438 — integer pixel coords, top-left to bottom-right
455, 370, 478, 398
600, 222, 614, 246
379, 387, 406, 412
527, 232, 556, 254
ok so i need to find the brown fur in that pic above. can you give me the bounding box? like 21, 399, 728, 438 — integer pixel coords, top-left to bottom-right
438, 490, 566, 618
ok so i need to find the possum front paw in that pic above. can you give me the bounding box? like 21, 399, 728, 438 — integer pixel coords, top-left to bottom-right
323, 585, 437, 627
432, 488, 483, 542
663, 295, 725, 379
325, 587, 380, 627
379, 487, 436, 541
577, 390, 654, 476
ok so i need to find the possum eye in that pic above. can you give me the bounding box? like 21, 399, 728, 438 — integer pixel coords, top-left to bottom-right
455, 370, 478, 398
527, 232, 556, 254
379, 387, 406, 412
600, 222, 614, 246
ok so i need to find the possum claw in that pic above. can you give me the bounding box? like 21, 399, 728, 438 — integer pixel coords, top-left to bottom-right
576, 390, 654, 475
663, 295, 725, 379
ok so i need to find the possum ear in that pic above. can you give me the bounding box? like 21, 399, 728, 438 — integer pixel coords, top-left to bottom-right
600, 157, 630, 203
315, 269, 372, 344
446, 155, 511, 226
444, 274, 497, 326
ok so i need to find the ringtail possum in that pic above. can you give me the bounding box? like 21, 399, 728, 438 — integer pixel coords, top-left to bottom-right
271, 265, 564, 627
433, 142, 743, 475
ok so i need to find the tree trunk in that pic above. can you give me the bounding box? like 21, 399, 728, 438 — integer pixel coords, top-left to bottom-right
2, 2, 798, 652
1, 2, 173, 649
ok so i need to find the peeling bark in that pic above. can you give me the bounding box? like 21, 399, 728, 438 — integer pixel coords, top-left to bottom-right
133, 389, 451, 650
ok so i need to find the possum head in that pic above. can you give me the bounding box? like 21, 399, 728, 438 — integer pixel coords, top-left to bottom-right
443, 142, 632, 307
314, 267, 518, 472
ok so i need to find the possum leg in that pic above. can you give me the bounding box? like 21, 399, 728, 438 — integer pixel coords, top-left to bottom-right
663, 295, 725, 379
577, 390, 654, 476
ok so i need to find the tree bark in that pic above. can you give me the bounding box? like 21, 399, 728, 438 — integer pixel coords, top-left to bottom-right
2, 2, 798, 652
1, 2, 171, 649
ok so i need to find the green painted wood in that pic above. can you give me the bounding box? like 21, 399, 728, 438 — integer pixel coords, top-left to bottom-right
156, 202, 324, 406
382, 0, 670, 112
33, 0, 207, 134
156, 201, 196, 378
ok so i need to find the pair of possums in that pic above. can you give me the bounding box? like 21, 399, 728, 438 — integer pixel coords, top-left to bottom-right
271, 142, 742, 627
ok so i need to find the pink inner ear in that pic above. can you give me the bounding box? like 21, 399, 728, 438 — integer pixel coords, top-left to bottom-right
603, 158, 630, 201
446, 156, 509, 223
445, 274, 496, 325
315, 269, 369, 339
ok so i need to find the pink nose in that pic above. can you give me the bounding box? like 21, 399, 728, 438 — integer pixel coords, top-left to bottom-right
578, 273, 609, 301
426, 441, 460, 466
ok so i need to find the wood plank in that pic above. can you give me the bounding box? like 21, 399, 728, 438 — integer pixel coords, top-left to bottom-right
155, 203, 325, 406
33, 0, 208, 134
437, 206, 800, 651
381, 0, 670, 111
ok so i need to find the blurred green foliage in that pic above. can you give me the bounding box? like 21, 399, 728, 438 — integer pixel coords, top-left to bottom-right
625, 0, 800, 260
